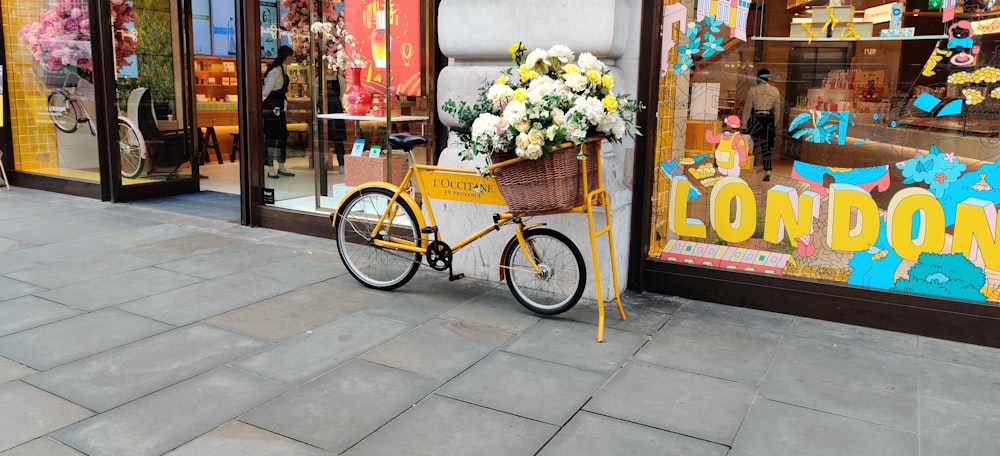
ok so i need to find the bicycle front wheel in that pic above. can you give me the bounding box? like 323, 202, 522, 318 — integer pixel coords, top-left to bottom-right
47, 91, 79, 133
118, 119, 145, 178
503, 228, 585, 315
335, 187, 422, 290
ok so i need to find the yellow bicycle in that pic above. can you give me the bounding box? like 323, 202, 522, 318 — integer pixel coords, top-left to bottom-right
331, 133, 625, 339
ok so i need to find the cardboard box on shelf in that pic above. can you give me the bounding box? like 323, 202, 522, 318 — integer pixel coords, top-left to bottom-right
344, 152, 409, 187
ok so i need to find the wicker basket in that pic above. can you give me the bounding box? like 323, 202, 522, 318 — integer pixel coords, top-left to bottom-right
491, 139, 601, 216
33, 62, 80, 89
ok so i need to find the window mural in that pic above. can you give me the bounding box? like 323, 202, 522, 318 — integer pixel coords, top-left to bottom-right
652, 1, 1000, 305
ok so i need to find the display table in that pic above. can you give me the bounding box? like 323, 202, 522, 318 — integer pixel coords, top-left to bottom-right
316, 113, 429, 138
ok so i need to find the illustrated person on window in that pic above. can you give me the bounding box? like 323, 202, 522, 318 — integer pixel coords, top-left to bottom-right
262, 45, 295, 179
742, 68, 782, 182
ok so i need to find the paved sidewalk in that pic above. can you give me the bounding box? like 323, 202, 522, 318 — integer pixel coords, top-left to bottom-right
1, 187, 999, 455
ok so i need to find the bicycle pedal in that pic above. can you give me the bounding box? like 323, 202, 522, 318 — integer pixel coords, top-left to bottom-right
421, 226, 438, 234
449, 272, 465, 281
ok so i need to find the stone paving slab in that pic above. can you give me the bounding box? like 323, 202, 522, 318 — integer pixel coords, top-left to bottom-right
0, 437, 85, 456
117, 272, 300, 326
0, 277, 45, 303
51, 367, 287, 456
501, 318, 648, 374
585, 361, 756, 445
0, 308, 172, 370
0, 296, 82, 337
343, 394, 557, 456
34, 267, 204, 312
0, 254, 41, 275
438, 351, 608, 425
920, 396, 1000, 455
123, 232, 245, 262
6, 252, 155, 289
672, 297, 796, 332
635, 316, 782, 385
787, 316, 919, 355
205, 275, 387, 343
441, 288, 541, 333
233, 312, 411, 385
759, 336, 918, 431
362, 272, 500, 326
539, 411, 730, 456
920, 336, 1000, 371
25, 324, 268, 412
243, 359, 440, 453
163, 421, 329, 456
0, 382, 92, 453
5, 238, 126, 265
244, 250, 345, 287
155, 242, 303, 279
0, 357, 34, 384
361, 317, 509, 381
920, 357, 1000, 412
730, 399, 917, 456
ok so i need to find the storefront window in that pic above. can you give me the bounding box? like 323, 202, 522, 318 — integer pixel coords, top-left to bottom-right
262, 0, 429, 212
652, 2, 1000, 305
2, 0, 194, 185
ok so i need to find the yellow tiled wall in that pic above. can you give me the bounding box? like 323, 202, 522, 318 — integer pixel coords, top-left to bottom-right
3, 0, 65, 171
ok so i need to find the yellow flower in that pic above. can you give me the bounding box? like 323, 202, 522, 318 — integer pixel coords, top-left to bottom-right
587, 69, 601, 84
508, 42, 524, 59
563, 64, 581, 74
496, 75, 508, 85
602, 94, 619, 112
512, 88, 529, 103
518, 65, 538, 81
602, 74, 614, 90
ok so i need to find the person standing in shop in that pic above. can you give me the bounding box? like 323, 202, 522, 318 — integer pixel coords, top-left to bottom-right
742, 68, 782, 182
262, 45, 295, 179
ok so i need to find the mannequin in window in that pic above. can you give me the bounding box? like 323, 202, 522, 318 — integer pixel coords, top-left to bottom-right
742, 68, 782, 182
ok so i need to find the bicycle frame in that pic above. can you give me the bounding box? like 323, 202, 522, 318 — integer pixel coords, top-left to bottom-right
332, 157, 546, 274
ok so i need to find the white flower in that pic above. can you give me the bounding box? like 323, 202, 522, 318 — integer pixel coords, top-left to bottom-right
310, 21, 332, 34
486, 83, 514, 105
524, 48, 549, 71
563, 73, 588, 92
527, 76, 557, 102
551, 108, 565, 126
577, 52, 605, 72
547, 44, 574, 64
598, 113, 626, 138
573, 96, 606, 124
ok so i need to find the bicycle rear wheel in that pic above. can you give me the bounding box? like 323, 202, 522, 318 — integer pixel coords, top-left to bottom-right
118, 119, 145, 178
47, 91, 79, 133
502, 228, 585, 315
335, 187, 422, 290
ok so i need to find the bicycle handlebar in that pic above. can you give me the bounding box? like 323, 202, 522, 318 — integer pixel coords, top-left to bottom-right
449, 126, 471, 135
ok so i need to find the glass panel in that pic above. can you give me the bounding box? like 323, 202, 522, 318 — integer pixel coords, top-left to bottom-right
3, 0, 101, 181
651, 3, 1000, 306
121, 0, 193, 184
263, 0, 429, 213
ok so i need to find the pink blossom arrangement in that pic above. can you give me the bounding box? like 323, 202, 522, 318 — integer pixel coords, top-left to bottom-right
19, 0, 138, 74
281, 0, 312, 63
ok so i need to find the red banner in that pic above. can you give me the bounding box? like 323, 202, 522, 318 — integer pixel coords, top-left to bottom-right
345, 0, 421, 96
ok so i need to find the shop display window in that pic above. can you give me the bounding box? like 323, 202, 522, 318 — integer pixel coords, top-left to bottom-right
2, 0, 194, 185
262, 0, 430, 213
651, 2, 1000, 306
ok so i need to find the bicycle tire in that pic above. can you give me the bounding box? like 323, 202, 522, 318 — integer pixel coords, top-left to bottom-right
47, 91, 79, 133
118, 119, 145, 178
502, 228, 585, 315
335, 187, 422, 290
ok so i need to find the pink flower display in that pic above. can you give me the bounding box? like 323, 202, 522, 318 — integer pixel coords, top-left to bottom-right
281, 0, 313, 63
19, 0, 138, 74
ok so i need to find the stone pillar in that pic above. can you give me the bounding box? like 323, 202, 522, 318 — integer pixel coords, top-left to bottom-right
435, 0, 642, 300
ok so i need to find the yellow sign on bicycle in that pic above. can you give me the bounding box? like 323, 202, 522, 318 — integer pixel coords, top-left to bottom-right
419, 169, 507, 206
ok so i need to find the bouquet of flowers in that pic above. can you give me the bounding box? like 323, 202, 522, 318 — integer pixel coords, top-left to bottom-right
442, 43, 642, 163
19, 0, 138, 74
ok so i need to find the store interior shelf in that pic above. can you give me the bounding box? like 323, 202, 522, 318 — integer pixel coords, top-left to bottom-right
751, 35, 947, 42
